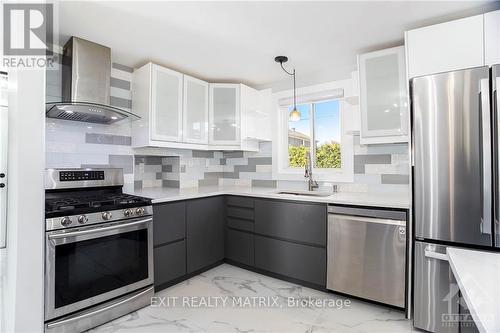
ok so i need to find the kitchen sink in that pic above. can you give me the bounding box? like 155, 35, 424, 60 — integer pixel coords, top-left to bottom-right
275, 190, 333, 197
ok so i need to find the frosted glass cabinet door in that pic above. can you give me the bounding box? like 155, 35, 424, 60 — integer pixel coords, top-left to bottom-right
359, 46, 408, 140
183, 75, 208, 144
151, 65, 183, 142
209, 84, 240, 145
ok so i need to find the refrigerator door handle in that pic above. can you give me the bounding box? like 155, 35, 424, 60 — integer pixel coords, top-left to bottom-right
480, 78, 492, 235
424, 248, 449, 262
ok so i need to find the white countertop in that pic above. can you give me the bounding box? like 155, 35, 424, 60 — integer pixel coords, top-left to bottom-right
447, 248, 500, 333
127, 185, 410, 209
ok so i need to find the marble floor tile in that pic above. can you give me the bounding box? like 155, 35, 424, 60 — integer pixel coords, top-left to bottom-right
90, 264, 416, 333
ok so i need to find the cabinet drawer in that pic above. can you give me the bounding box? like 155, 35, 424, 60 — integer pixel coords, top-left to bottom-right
154, 240, 186, 288
227, 217, 254, 232
226, 206, 254, 221
255, 236, 326, 286
226, 196, 254, 208
226, 229, 254, 266
254, 199, 326, 246
153, 201, 186, 246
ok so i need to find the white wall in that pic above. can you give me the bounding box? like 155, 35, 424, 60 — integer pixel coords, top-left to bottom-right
3, 68, 45, 332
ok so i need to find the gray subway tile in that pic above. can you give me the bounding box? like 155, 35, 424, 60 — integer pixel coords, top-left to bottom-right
381, 174, 410, 184
135, 156, 145, 165
180, 165, 186, 173
223, 151, 244, 158
220, 158, 226, 165
192, 150, 214, 158
145, 156, 163, 165
247, 157, 272, 166
112, 63, 134, 73
108, 155, 133, 174
162, 180, 180, 188
234, 165, 256, 173
222, 171, 239, 179
86, 133, 131, 146
199, 179, 218, 186
366, 143, 409, 155
354, 154, 392, 174
251, 180, 277, 188
156, 172, 163, 180
162, 164, 173, 172
110, 77, 131, 90
204, 172, 225, 179
134, 181, 143, 189
110, 96, 132, 109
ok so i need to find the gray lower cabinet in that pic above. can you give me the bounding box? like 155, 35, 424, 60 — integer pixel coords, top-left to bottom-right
186, 196, 225, 273
154, 240, 186, 288
255, 235, 326, 286
226, 228, 254, 266
153, 201, 186, 246
254, 199, 327, 246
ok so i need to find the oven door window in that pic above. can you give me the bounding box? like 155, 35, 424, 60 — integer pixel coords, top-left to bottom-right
54, 229, 148, 308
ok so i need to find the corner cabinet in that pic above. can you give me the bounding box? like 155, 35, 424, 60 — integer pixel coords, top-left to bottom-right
358, 46, 408, 144
209, 84, 241, 145
183, 75, 209, 144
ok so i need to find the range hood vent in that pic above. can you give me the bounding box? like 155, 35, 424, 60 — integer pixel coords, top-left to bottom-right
46, 37, 139, 125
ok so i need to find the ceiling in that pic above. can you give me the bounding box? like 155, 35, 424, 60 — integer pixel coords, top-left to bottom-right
56, 1, 499, 91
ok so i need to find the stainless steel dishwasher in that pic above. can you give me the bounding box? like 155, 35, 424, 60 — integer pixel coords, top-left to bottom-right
327, 205, 407, 308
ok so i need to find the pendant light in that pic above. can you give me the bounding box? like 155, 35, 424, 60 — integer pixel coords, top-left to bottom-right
275, 56, 299, 121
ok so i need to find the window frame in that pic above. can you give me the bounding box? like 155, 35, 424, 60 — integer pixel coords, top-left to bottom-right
275, 96, 354, 182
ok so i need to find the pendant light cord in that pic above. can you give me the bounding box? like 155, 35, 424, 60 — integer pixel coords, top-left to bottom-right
279, 62, 297, 110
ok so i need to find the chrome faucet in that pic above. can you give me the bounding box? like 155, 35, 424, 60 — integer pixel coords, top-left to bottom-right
304, 152, 319, 191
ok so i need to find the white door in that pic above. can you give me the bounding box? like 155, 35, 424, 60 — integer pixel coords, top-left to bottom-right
209, 84, 240, 145
151, 65, 183, 142
485, 10, 500, 66
183, 75, 209, 144
359, 46, 408, 142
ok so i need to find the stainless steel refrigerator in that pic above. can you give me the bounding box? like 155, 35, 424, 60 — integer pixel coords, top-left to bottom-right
412, 65, 500, 333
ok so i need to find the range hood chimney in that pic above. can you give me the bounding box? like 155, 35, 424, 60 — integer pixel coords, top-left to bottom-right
46, 37, 139, 125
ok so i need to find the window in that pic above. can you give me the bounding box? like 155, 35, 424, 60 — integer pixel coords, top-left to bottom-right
287, 99, 341, 169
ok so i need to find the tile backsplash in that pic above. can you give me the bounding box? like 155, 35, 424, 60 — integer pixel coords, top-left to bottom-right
45, 59, 409, 193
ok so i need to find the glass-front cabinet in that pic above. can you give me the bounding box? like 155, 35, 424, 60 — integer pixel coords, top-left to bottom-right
358, 46, 408, 144
183, 75, 209, 144
151, 64, 183, 142
209, 84, 241, 145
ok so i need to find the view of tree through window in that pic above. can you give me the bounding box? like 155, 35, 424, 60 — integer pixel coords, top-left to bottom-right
287, 100, 341, 169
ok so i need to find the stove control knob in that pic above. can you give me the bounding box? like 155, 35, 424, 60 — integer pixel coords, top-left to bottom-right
102, 211, 112, 220
60, 216, 72, 227
123, 209, 132, 217
77, 215, 88, 224
135, 207, 145, 216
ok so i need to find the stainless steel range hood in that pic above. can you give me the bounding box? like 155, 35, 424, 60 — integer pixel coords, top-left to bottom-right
46, 37, 139, 125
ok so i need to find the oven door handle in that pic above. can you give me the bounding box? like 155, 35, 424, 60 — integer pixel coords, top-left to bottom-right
48, 217, 152, 240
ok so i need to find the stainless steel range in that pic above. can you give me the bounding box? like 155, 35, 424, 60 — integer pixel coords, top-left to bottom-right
44, 168, 154, 333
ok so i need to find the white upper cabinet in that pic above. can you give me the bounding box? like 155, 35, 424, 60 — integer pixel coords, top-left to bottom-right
485, 10, 500, 65
240, 85, 272, 142
209, 84, 241, 145
183, 75, 209, 144
151, 64, 183, 142
358, 46, 408, 144
405, 14, 484, 78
